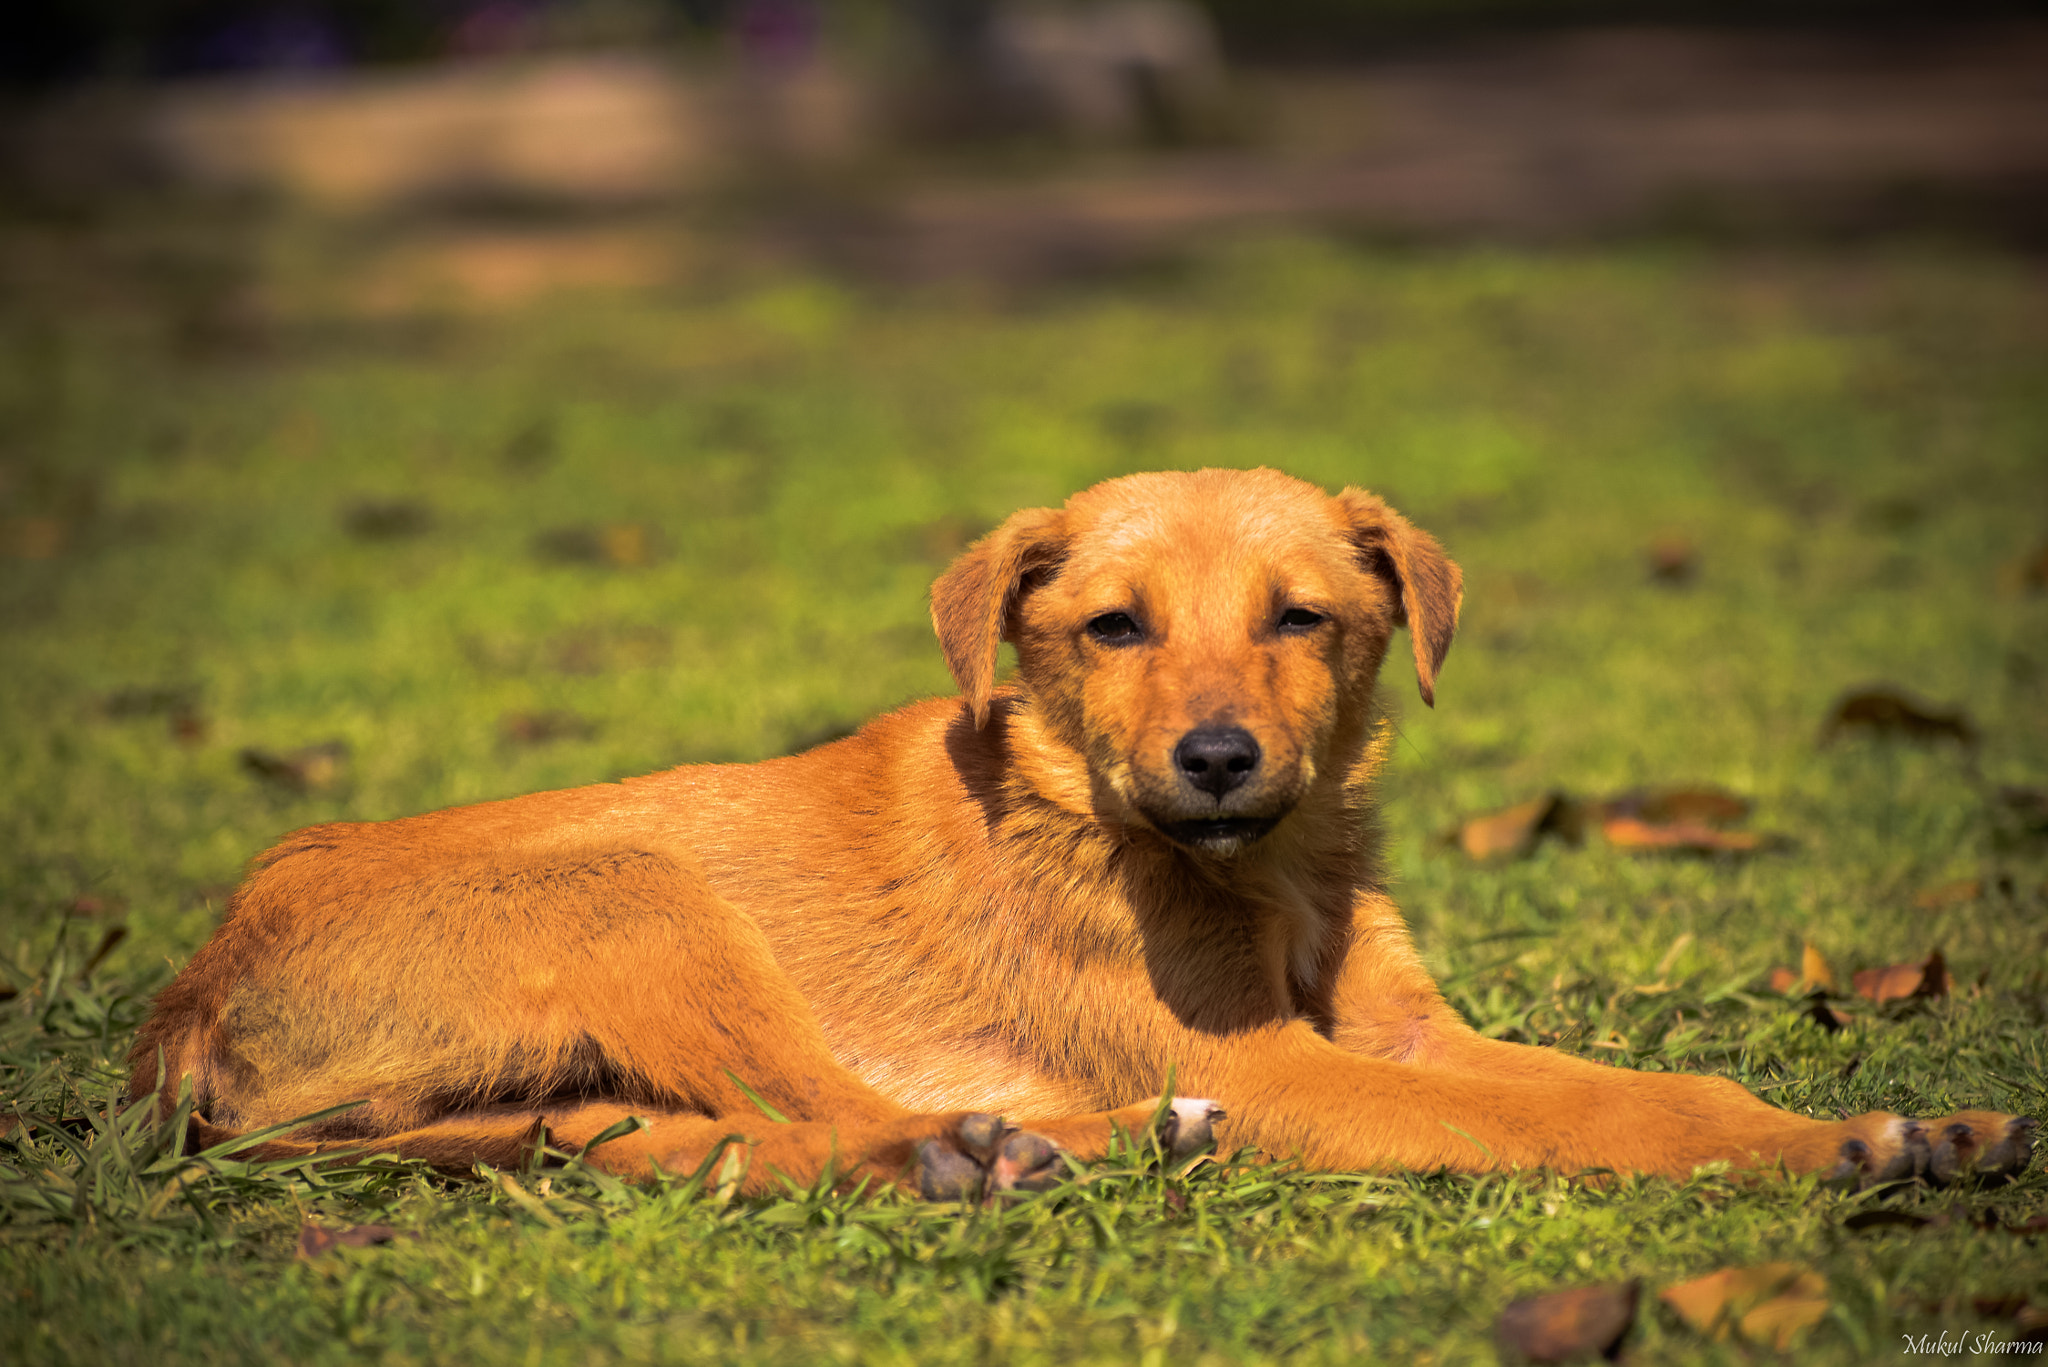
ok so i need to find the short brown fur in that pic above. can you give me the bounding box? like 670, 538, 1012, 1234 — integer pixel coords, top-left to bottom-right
132, 468, 2031, 1192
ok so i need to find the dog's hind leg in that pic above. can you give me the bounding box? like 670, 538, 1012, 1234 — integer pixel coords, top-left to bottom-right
150, 840, 1109, 1197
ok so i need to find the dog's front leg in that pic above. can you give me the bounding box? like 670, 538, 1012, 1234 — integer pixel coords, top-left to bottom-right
1179, 1020, 2033, 1184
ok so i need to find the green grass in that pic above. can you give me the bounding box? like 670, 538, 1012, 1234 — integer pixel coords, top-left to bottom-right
3, 218, 2046, 1364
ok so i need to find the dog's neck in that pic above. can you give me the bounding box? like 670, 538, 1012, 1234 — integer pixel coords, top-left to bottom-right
966, 687, 1394, 1028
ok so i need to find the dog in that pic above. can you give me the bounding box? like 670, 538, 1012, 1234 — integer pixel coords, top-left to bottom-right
130, 468, 2034, 1197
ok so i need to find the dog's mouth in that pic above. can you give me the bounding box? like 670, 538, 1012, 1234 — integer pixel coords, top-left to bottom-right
1150, 815, 1281, 851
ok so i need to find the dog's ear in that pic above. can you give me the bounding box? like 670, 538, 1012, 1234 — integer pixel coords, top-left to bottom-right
930, 507, 1068, 728
1335, 488, 1463, 707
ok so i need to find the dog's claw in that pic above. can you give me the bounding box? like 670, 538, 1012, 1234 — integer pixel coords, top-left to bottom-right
1822, 1137, 1872, 1190
1873, 1121, 1929, 1184
917, 1138, 987, 1201
992, 1131, 1065, 1193
1928, 1122, 1977, 1187
955, 1112, 1007, 1161
1980, 1117, 2037, 1180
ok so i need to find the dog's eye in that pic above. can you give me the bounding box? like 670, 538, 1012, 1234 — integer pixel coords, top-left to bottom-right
1278, 608, 1325, 632
1087, 612, 1143, 644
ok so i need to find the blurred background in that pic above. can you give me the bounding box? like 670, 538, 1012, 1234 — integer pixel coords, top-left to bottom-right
3, 0, 2046, 980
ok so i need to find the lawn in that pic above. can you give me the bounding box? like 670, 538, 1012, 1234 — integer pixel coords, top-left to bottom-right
2, 211, 2045, 1364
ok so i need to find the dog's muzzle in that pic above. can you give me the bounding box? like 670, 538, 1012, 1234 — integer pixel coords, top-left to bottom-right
1152, 815, 1282, 850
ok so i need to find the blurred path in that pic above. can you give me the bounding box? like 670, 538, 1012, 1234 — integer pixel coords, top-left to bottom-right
786, 25, 2048, 279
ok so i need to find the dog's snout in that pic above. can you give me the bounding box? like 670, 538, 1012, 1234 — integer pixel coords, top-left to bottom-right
1173, 727, 1261, 798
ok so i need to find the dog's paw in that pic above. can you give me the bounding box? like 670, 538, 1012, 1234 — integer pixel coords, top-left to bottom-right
1818, 1111, 2035, 1189
915, 1113, 1069, 1201
1925, 1112, 2035, 1185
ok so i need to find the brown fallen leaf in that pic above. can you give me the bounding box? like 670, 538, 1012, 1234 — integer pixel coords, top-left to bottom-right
1595, 787, 1750, 827
240, 741, 351, 795
1851, 949, 1947, 1005
1660, 1263, 1831, 1351
1, 515, 67, 559
533, 523, 664, 569
1802, 943, 1838, 992
1496, 1281, 1639, 1364
1806, 999, 1853, 1033
1600, 816, 1762, 854
2014, 541, 2048, 593
500, 710, 596, 746
1646, 536, 1696, 586
1821, 689, 1976, 747
1767, 942, 1839, 995
1915, 879, 1983, 910
341, 500, 433, 542
296, 1222, 412, 1260
1740, 1281, 1833, 1351
1452, 793, 1576, 861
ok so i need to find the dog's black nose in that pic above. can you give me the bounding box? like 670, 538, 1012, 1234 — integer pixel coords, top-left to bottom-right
1174, 726, 1261, 798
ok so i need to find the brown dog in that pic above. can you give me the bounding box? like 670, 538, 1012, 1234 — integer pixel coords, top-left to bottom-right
130, 468, 2033, 1197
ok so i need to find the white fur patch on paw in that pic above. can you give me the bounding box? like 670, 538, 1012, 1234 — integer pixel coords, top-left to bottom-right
1169, 1097, 1224, 1126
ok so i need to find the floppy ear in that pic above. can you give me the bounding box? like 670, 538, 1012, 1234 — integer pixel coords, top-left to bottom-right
1335, 488, 1463, 707
930, 507, 1068, 728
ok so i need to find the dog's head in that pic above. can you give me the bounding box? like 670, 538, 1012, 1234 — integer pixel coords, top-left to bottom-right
931, 468, 1460, 853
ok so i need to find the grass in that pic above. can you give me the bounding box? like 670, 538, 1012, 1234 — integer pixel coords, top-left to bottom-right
2, 209, 2046, 1364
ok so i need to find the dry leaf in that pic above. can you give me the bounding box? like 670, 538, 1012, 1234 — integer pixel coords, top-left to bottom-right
534, 523, 664, 569
1, 515, 67, 559
1851, 949, 1947, 1004
296, 1222, 409, 1259
1740, 1281, 1832, 1350
1600, 816, 1761, 854
341, 500, 433, 542
1660, 1263, 1831, 1349
1915, 879, 1982, 909
1496, 1281, 1639, 1363
1806, 999, 1852, 1033
1451, 786, 1768, 861
1647, 536, 1696, 586
1798, 943, 1838, 993
1454, 793, 1574, 861
1598, 787, 1749, 827
1769, 942, 1834, 995
500, 710, 596, 746
240, 742, 351, 794
1821, 689, 1976, 747
2015, 542, 2048, 592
